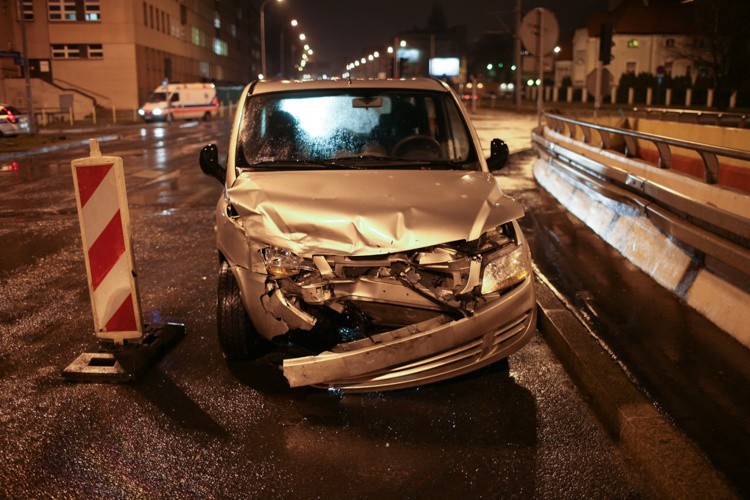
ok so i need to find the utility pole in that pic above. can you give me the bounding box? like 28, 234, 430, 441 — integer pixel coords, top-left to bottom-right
514, 0, 522, 111
18, 0, 36, 133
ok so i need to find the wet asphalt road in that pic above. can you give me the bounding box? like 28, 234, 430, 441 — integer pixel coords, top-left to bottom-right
0, 116, 651, 497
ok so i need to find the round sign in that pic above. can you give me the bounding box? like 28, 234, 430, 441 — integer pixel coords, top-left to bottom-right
519, 8, 560, 56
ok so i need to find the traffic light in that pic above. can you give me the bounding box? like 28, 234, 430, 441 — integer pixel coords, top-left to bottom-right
599, 23, 614, 65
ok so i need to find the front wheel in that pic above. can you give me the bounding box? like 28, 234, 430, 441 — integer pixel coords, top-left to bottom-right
217, 261, 260, 360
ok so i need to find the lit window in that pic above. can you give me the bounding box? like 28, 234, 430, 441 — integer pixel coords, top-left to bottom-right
627, 39, 639, 48
48, 0, 100, 21
231, 24, 237, 38
213, 38, 228, 56
84, 0, 100, 20
199, 61, 209, 77
214, 12, 221, 29
192, 27, 201, 46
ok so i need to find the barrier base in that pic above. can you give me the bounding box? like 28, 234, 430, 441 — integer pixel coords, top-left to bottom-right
63, 322, 186, 382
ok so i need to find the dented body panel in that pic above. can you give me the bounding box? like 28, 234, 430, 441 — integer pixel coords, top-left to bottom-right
227, 169, 524, 257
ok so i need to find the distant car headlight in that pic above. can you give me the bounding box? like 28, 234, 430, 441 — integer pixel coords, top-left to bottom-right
261, 247, 315, 278
138, 109, 145, 116
481, 244, 530, 294
152, 108, 163, 116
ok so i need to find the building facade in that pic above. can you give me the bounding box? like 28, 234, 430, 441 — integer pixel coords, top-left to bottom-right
559, 0, 698, 94
0, 0, 260, 113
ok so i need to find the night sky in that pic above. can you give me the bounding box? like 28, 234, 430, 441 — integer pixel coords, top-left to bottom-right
282, 0, 610, 75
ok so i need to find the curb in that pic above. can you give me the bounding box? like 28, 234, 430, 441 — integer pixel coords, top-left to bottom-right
0, 134, 120, 161
533, 270, 737, 499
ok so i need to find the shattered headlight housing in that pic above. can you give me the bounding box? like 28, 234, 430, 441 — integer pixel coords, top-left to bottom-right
261, 247, 315, 278
481, 244, 530, 295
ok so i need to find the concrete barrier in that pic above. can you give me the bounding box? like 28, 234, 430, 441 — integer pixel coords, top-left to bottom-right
533, 127, 750, 349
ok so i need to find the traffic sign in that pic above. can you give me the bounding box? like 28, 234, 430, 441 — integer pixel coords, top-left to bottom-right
520, 8, 560, 56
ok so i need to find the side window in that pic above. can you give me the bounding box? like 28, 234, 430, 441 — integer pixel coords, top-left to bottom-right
170, 93, 180, 103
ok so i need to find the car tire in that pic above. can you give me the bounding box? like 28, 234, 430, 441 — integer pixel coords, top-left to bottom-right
202, 111, 211, 121
217, 260, 259, 360
166, 113, 174, 123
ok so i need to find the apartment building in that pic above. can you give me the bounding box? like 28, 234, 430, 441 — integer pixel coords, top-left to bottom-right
0, 0, 260, 113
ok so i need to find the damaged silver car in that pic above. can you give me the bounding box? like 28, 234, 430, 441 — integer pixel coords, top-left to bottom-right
199, 78, 536, 391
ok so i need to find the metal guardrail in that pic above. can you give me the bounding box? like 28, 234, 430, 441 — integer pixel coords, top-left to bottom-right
545, 112, 750, 185
534, 116, 750, 276
632, 107, 749, 129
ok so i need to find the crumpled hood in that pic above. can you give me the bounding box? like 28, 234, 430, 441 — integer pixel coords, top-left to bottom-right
227, 169, 524, 257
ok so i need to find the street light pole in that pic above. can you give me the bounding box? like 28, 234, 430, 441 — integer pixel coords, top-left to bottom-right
260, 0, 282, 78
17, 0, 36, 133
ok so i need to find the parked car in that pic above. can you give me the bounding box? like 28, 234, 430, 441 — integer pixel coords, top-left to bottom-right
199, 78, 536, 392
0, 104, 31, 137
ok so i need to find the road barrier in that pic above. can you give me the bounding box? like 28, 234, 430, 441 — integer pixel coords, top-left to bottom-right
532, 114, 750, 348
64, 139, 184, 382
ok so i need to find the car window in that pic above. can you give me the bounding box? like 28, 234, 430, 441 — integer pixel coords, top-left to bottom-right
236, 90, 477, 169
5, 106, 24, 115
169, 93, 180, 103
147, 92, 167, 103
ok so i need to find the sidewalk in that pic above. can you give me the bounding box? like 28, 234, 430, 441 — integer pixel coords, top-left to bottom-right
0, 122, 140, 161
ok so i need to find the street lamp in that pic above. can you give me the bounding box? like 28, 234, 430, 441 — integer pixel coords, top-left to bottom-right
260, 0, 282, 79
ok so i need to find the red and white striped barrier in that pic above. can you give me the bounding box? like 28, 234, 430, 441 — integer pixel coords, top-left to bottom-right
71, 140, 142, 344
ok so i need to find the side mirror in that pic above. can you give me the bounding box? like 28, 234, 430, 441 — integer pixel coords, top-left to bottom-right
199, 144, 225, 184
487, 138, 509, 172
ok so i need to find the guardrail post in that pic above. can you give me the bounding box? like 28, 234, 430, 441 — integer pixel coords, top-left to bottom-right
707, 88, 714, 108
611, 86, 617, 104
42, 108, 47, 126
69, 107, 74, 126
646, 88, 653, 106
92, 106, 97, 125
686, 88, 692, 107
730, 91, 737, 109
112, 106, 117, 124
628, 87, 634, 105
623, 135, 637, 157
598, 129, 612, 149
699, 151, 720, 184
567, 87, 573, 103
553, 87, 559, 102
580, 124, 592, 144
665, 88, 672, 106
581, 89, 588, 103
655, 141, 672, 169
545, 87, 551, 102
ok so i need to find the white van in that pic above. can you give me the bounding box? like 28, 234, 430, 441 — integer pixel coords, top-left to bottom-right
138, 83, 219, 122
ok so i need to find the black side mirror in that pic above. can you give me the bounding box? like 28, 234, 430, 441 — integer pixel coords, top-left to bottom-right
487, 138, 509, 172
199, 144, 225, 184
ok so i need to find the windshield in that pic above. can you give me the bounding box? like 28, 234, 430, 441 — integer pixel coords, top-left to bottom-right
147, 92, 167, 103
236, 89, 477, 170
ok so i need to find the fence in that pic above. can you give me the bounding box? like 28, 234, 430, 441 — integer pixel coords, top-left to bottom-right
31, 102, 239, 129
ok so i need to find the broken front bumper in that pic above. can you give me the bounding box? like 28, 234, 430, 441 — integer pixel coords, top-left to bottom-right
281, 276, 536, 392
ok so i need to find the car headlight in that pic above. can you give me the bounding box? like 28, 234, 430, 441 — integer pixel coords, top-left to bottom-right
261, 247, 315, 278
481, 244, 530, 295
152, 108, 163, 116
138, 109, 145, 116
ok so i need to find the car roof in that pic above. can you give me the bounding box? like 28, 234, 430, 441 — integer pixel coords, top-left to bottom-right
249, 78, 451, 95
